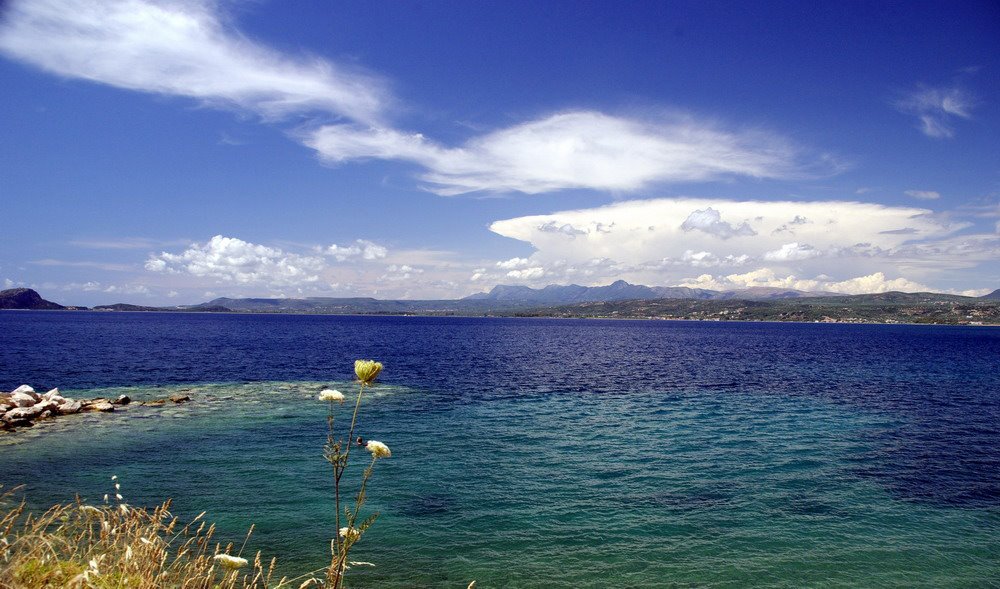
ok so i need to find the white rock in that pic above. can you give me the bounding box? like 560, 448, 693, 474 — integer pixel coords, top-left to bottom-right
4, 405, 44, 422
10, 392, 37, 408
42, 388, 60, 400
11, 385, 39, 401
47, 395, 66, 405
57, 401, 82, 415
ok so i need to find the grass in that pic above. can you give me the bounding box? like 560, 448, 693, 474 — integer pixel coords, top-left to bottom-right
0, 485, 328, 588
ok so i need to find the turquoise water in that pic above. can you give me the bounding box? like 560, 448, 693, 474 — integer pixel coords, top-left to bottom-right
2, 380, 997, 587
1, 313, 998, 587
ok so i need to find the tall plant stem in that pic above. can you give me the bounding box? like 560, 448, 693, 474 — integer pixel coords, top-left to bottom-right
332, 381, 366, 589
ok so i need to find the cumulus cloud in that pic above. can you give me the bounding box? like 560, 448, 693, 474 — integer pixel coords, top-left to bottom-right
307, 111, 829, 196
325, 240, 388, 261
905, 190, 941, 200
146, 235, 326, 286
0, 0, 388, 123
763, 242, 821, 262
488, 197, 975, 290
679, 268, 933, 295
681, 207, 757, 239
895, 85, 976, 139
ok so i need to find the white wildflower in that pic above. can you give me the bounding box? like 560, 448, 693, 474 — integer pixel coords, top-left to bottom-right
366, 440, 391, 459
214, 554, 248, 569
349, 561, 376, 567
354, 360, 383, 384
120, 504, 128, 514
80, 505, 101, 515
115, 483, 120, 490
339, 527, 360, 541
111, 475, 117, 481
125, 546, 133, 561
318, 389, 345, 403
116, 494, 123, 501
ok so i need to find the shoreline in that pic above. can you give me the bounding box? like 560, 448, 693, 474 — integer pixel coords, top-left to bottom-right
3, 307, 999, 328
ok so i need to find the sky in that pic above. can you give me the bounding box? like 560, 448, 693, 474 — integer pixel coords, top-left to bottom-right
1, 0, 998, 305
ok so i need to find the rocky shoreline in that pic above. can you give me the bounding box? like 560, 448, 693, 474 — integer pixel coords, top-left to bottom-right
1, 385, 191, 433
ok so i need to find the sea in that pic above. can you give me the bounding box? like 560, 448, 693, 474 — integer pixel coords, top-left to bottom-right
1, 311, 998, 588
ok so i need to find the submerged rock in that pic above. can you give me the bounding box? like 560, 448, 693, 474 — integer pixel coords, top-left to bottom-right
112, 395, 131, 405
169, 394, 191, 404
88, 402, 115, 413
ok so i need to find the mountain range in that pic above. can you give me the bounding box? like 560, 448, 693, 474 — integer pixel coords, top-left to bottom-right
2, 283, 999, 320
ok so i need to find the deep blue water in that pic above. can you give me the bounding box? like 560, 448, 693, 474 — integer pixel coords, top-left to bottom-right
1, 311, 999, 587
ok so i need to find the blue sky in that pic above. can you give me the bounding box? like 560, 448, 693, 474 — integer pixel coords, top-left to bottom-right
1, 0, 998, 305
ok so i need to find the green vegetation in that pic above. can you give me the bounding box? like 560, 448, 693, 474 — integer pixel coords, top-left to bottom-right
507, 294, 1000, 325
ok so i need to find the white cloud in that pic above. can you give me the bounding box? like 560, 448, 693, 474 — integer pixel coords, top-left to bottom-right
488, 197, 974, 290
506, 267, 546, 280
0, 1, 839, 197
496, 257, 531, 270
678, 268, 933, 295
3, 278, 14, 289
895, 85, 976, 139
0, 0, 388, 124
325, 240, 388, 261
763, 242, 821, 262
681, 207, 757, 239
146, 235, 325, 286
307, 111, 831, 196
905, 190, 941, 200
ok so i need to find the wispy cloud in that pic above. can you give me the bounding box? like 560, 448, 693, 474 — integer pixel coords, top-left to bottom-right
0, 1, 838, 197
306, 111, 838, 196
904, 189, 941, 200
28, 259, 135, 271
895, 85, 977, 139
0, 0, 390, 124
69, 237, 190, 250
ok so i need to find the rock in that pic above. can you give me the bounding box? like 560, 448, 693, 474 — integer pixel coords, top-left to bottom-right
35, 400, 60, 413
0, 404, 10, 414
57, 401, 82, 415
42, 388, 60, 400
10, 385, 37, 399
144, 399, 166, 407
90, 402, 115, 412
37, 410, 53, 420
111, 395, 131, 405
169, 394, 191, 404
47, 395, 66, 405
10, 392, 38, 408
5, 418, 33, 429
4, 405, 45, 422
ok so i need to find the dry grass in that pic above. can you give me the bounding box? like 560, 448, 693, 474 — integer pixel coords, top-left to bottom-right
0, 486, 323, 589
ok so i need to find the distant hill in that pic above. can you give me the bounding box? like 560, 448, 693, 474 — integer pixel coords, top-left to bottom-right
93, 303, 232, 312
464, 281, 825, 304
0, 288, 65, 310
982, 289, 1000, 301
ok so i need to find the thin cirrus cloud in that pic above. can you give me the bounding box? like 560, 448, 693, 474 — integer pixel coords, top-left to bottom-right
894, 85, 977, 139
904, 190, 941, 200
304, 111, 828, 196
0, 0, 390, 124
0, 0, 832, 196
